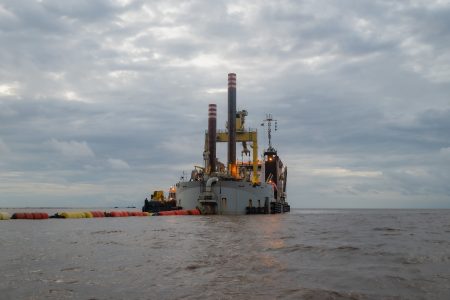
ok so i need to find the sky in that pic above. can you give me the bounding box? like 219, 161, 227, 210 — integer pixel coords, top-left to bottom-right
1, 0, 449, 208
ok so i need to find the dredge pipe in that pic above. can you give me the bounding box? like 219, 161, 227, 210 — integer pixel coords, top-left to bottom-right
227, 73, 237, 175
206, 177, 219, 193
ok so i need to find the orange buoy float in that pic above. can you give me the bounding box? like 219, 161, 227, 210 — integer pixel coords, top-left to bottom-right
12, 212, 49, 219
12, 213, 25, 219
109, 211, 120, 217
32, 213, 49, 219
157, 209, 201, 216
129, 212, 147, 217
158, 211, 177, 216
90, 211, 105, 218
188, 209, 201, 215
174, 210, 189, 215
109, 211, 130, 217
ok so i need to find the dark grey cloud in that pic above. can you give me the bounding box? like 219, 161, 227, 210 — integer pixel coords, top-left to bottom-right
1, 0, 449, 208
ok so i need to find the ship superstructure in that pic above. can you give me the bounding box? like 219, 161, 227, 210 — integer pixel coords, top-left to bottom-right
170, 73, 289, 215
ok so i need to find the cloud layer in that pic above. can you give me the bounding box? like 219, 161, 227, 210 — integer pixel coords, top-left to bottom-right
1, 0, 449, 208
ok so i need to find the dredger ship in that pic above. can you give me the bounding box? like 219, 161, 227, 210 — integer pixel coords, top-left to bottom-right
143, 73, 289, 215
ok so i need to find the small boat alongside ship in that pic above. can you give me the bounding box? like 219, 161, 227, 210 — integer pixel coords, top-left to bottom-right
143, 73, 290, 215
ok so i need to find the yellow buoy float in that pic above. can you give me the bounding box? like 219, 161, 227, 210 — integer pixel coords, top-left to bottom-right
0, 212, 11, 220
59, 212, 93, 219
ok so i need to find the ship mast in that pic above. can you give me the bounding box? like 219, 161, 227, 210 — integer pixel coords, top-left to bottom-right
261, 113, 277, 152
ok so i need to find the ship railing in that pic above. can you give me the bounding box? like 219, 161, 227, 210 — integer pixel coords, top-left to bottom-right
216, 128, 258, 134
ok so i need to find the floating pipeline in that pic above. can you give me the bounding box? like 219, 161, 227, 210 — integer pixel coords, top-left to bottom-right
157, 211, 177, 216
129, 212, 150, 217
12, 212, 49, 220
1, 210, 200, 220
55, 211, 151, 218
107, 211, 149, 217
156, 209, 201, 216
108, 211, 126, 217
91, 211, 105, 218
58, 212, 91, 219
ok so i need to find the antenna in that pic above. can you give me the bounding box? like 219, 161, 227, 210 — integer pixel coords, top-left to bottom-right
261, 113, 278, 151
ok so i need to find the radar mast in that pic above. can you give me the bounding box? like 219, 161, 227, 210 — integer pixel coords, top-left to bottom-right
261, 113, 278, 152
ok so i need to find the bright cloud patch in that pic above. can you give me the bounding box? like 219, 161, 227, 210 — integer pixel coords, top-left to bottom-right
0, 82, 19, 96
312, 168, 383, 178
49, 139, 95, 158
108, 158, 131, 170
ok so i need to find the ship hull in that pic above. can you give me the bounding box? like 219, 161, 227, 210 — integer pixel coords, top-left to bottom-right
175, 180, 275, 215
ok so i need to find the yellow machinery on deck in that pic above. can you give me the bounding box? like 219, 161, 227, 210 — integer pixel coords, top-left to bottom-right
151, 190, 165, 201
205, 109, 259, 184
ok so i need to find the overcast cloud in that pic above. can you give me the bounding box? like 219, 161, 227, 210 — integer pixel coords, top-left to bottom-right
1, 0, 449, 208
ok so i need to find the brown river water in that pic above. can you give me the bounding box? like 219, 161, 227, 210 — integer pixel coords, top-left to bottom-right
1, 209, 449, 299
